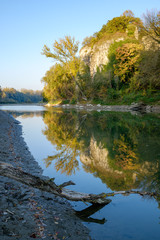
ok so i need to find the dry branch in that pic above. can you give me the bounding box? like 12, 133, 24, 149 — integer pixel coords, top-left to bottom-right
0, 161, 111, 204
1, 161, 158, 205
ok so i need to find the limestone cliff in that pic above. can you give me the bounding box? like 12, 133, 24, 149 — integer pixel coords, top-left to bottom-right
79, 30, 159, 76
79, 37, 124, 76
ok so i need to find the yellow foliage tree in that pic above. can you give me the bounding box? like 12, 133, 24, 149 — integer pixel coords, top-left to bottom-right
114, 43, 143, 82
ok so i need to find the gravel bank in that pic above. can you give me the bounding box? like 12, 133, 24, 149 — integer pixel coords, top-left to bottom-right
0, 110, 90, 240
49, 103, 160, 113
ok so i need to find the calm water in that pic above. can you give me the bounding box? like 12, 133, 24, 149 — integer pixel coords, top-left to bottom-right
1, 105, 160, 240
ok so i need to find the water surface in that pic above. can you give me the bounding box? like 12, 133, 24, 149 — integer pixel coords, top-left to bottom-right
1, 105, 160, 240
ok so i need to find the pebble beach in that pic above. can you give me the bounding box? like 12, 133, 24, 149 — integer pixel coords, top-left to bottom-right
0, 110, 90, 240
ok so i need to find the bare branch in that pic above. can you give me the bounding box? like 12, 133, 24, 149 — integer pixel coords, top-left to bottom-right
0, 162, 111, 204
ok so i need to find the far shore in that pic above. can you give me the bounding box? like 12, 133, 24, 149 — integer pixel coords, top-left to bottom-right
0, 102, 45, 106
45, 102, 160, 113
1, 102, 160, 113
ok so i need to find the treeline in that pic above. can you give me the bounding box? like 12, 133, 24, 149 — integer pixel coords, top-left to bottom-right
0, 87, 42, 104
42, 10, 160, 105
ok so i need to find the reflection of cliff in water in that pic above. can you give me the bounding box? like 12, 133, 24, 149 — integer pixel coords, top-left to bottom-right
42, 109, 160, 193
80, 137, 131, 191
80, 137, 159, 192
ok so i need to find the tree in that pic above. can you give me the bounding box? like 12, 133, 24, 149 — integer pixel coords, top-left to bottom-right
122, 10, 135, 18
137, 49, 160, 90
42, 36, 87, 101
42, 36, 80, 82
0, 88, 42, 103
114, 43, 143, 83
82, 36, 94, 46
141, 10, 160, 44
42, 63, 76, 101
81, 11, 142, 49
42, 36, 79, 63
99, 13, 141, 34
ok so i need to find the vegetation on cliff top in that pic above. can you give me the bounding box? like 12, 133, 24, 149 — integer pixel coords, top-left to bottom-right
42, 10, 160, 105
82, 10, 141, 47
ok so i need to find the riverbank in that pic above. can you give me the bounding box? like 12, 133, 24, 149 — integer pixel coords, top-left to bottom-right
46, 102, 160, 113
0, 110, 90, 240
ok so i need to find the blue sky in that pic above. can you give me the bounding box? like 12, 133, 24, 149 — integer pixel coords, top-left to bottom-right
0, 0, 159, 90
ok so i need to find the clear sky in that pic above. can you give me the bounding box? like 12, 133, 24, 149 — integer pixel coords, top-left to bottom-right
0, 0, 159, 90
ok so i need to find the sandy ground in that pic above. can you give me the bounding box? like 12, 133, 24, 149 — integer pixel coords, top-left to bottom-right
0, 110, 90, 240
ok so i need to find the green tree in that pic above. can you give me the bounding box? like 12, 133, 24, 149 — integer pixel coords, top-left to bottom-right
42, 36, 87, 101
1, 88, 42, 103
42, 63, 76, 101
82, 11, 141, 48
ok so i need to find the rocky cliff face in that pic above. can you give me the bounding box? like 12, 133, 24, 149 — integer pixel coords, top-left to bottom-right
79, 37, 124, 76
79, 28, 159, 76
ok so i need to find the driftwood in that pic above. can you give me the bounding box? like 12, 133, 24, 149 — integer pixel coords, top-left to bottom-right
0, 161, 111, 204
1, 161, 158, 206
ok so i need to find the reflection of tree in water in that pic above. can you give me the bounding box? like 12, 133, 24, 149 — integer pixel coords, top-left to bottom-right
42, 109, 85, 175
44, 145, 79, 175
113, 134, 139, 170
10, 112, 43, 119
85, 113, 160, 193
42, 109, 160, 195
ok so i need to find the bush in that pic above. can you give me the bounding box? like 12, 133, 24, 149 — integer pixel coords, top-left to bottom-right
107, 88, 120, 100
137, 50, 160, 90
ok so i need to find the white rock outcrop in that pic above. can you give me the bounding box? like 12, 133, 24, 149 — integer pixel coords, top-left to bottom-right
79, 37, 124, 76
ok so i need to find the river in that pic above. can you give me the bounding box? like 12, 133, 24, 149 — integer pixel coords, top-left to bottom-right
1, 104, 160, 240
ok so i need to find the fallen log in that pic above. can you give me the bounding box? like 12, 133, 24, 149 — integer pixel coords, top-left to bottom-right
1, 162, 158, 205
0, 161, 111, 204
